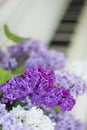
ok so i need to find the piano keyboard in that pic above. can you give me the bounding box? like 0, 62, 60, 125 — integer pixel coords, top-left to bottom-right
50, 0, 85, 54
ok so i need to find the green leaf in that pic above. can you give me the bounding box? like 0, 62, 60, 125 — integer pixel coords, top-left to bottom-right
0, 67, 15, 84
12, 67, 25, 75
0, 125, 2, 130
0, 67, 25, 85
0, 91, 3, 99
13, 101, 27, 107
53, 106, 61, 113
4, 24, 29, 43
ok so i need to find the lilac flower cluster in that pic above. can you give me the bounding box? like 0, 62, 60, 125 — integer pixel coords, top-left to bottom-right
0, 49, 6, 61
0, 36, 86, 130
5, 39, 66, 70
0, 49, 17, 70
0, 67, 75, 112
0, 103, 86, 130
0, 76, 32, 103
0, 113, 28, 130
30, 87, 75, 111
0, 49, 9, 69
56, 71, 87, 97
24, 67, 75, 111
8, 39, 46, 64
24, 49, 66, 69
8, 39, 46, 58
48, 112, 86, 130
0, 112, 35, 130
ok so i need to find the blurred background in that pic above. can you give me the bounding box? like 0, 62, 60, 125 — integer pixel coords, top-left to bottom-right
0, 0, 87, 123
0, 0, 87, 61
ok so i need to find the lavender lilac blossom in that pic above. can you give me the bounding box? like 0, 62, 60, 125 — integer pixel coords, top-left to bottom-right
0, 104, 54, 130
0, 49, 6, 61
0, 49, 18, 70
48, 112, 86, 130
7, 39, 66, 70
0, 67, 75, 112
8, 39, 46, 64
55, 71, 87, 97
0, 103, 86, 130
0, 49, 9, 69
24, 48, 66, 69
0, 103, 25, 130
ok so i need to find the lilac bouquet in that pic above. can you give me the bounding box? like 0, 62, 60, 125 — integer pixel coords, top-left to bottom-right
0, 66, 86, 130
0, 25, 86, 130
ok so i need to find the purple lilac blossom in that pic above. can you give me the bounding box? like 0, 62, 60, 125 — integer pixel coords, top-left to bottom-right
0, 39, 66, 70
56, 71, 87, 97
0, 76, 32, 103
0, 113, 34, 130
0, 67, 75, 111
0, 103, 85, 130
8, 39, 46, 61
24, 67, 75, 111
48, 112, 86, 130
0, 104, 34, 130
0, 49, 6, 61
24, 49, 66, 70
7, 39, 66, 70
0, 49, 9, 69
31, 87, 75, 111
0, 49, 18, 70
0, 103, 7, 118
44, 87, 75, 111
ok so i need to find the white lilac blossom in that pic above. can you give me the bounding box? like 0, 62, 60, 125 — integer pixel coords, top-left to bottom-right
0, 103, 54, 130
10, 106, 55, 130
0, 103, 86, 130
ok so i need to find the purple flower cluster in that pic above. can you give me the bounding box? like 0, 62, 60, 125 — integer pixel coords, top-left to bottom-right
0, 103, 34, 130
0, 76, 32, 103
0, 103, 7, 118
48, 112, 86, 130
24, 67, 75, 111
8, 39, 46, 58
31, 87, 75, 111
0, 113, 24, 130
0, 67, 75, 111
7, 39, 47, 67
0, 103, 86, 130
0, 49, 6, 60
56, 71, 87, 97
7, 39, 66, 70
24, 49, 66, 69
0, 49, 17, 70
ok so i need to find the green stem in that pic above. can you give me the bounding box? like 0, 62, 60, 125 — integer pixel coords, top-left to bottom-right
0, 39, 8, 48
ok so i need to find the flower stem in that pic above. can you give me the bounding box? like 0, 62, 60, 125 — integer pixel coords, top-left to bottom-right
0, 39, 8, 48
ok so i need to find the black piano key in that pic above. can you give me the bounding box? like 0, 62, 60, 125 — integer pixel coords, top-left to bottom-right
50, 0, 85, 48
